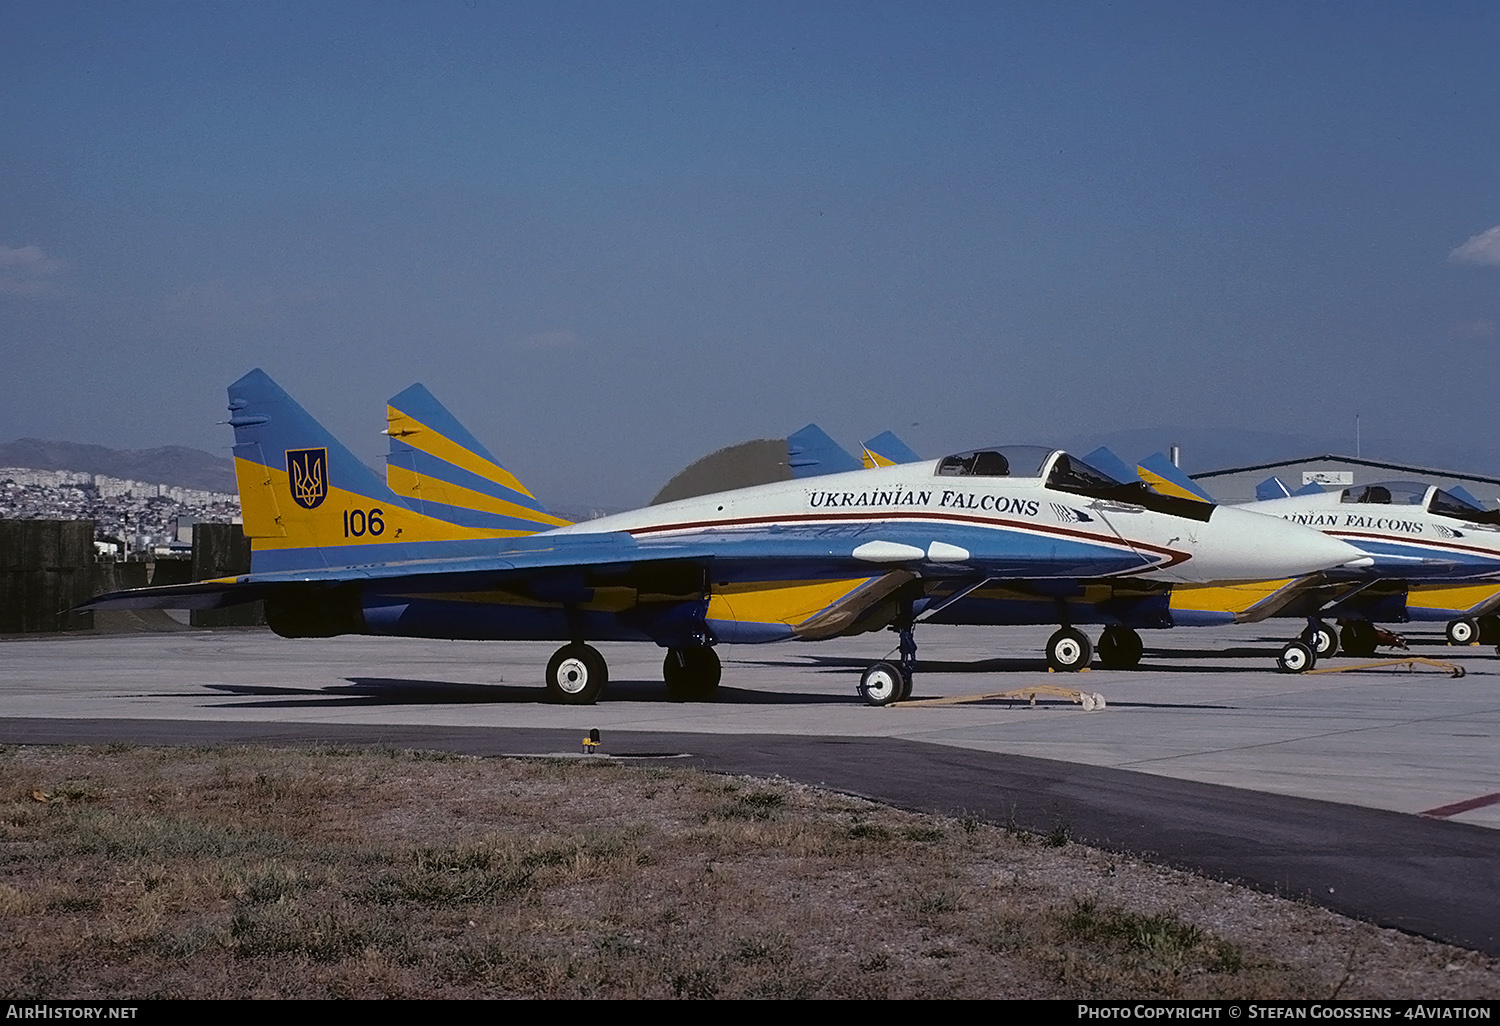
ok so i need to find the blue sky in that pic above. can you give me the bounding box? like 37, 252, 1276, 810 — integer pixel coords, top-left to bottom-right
3, 2, 1498, 506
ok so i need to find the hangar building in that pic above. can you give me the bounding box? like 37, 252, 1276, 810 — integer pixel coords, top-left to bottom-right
1191, 455, 1500, 509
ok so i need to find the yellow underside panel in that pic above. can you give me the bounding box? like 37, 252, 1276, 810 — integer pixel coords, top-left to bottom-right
387, 465, 570, 527
386, 407, 537, 499
708, 578, 873, 627
235, 457, 523, 550
1406, 583, 1500, 617
1170, 579, 1297, 617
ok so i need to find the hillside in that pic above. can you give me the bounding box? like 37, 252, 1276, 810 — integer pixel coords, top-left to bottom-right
0, 438, 237, 493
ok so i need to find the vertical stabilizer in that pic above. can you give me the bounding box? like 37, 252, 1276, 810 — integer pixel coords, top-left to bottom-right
385, 384, 571, 532
787, 424, 862, 478
1136, 452, 1214, 503
226, 369, 517, 573
860, 431, 922, 469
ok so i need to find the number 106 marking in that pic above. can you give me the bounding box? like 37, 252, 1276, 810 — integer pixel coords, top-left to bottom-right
343, 508, 385, 537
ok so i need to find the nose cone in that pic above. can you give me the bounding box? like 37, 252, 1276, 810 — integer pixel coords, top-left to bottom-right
1173, 506, 1366, 583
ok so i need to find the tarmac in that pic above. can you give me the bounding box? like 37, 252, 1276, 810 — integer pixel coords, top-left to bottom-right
2, 622, 1498, 953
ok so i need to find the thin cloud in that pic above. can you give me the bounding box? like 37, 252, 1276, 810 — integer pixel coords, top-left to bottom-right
1448, 225, 1500, 266
1449, 319, 1496, 339
0, 243, 67, 297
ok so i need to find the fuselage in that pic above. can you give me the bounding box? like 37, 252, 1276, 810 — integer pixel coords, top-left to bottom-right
1236, 482, 1500, 624
553, 451, 1360, 587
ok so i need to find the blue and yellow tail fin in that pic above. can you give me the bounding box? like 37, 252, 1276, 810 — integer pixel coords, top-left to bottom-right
859, 431, 922, 469
385, 384, 571, 532
227, 369, 523, 573
1136, 452, 1214, 503
1081, 446, 1141, 484
787, 424, 862, 478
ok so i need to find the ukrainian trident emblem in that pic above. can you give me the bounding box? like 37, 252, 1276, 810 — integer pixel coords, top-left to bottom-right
285, 448, 329, 509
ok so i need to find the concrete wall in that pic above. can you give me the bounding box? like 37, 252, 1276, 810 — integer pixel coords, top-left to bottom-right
0, 519, 96, 632
190, 522, 264, 627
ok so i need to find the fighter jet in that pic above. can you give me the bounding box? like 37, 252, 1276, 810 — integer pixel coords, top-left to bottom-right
788, 430, 1350, 672
1132, 455, 1500, 668
85, 371, 1365, 704
374, 395, 1378, 684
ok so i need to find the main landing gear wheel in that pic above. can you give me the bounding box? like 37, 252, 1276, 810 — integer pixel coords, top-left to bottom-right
1446, 618, 1480, 646
1306, 621, 1338, 658
859, 662, 906, 706
1340, 621, 1378, 659
1277, 640, 1315, 673
545, 643, 608, 705
664, 647, 721, 702
1096, 626, 1144, 669
1046, 627, 1093, 672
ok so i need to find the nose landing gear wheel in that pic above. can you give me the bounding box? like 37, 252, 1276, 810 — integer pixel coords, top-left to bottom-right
859, 662, 905, 706
664, 647, 722, 701
1447, 618, 1479, 645
1306, 621, 1337, 657
1277, 640, 1315, 673
546, 643, 609, 704
1046, 627, 1093, 672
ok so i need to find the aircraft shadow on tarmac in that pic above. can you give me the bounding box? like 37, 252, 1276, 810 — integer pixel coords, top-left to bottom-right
200, 678, 866, 708
747, 652, 1262, 676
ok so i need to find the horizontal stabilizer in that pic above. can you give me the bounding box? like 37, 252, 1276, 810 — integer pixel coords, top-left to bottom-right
1292, 481, 1325, 496
1136, 452, 1214, 503
1255, 476, 1292, 501
860, 431, 922, 469
1081, 446, 1140, 484
787, 424, 862, 478
80, 578, 270, 612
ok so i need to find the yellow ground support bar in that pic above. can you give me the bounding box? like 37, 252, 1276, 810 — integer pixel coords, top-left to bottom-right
897, 685, 1107, 710
1304, 657, 1466, 679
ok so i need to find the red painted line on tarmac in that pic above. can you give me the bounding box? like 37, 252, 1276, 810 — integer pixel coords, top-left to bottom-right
1420, 792, 1500, 818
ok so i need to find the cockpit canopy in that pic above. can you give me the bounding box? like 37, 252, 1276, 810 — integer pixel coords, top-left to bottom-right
936, 445, 1054, 479
1342, 480, 1500, 524
934, 445, 1215, 521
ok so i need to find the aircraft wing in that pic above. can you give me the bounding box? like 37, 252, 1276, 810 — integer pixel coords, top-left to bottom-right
81, 532, 714, 610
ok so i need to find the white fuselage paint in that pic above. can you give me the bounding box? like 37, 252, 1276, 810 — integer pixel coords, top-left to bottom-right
551, 458, 1362, 584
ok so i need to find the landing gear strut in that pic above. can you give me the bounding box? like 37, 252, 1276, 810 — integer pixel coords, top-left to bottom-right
859, 622, 916, 707
545, 643, 609, 704
664, 646, 721, 701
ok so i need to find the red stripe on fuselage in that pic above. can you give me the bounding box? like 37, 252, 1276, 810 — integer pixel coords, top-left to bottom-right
1327, 530, 1500, 561
625, 510, 1191, 572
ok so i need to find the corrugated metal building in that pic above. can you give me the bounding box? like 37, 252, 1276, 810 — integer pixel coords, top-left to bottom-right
1191, 455, 1500, 508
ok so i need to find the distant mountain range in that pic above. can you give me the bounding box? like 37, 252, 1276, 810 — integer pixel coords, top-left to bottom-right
0, 439, 237, 494
7, 425, 1498, 511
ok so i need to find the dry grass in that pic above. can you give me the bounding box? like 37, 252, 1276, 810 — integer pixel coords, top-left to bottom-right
0, 743, 1495, 999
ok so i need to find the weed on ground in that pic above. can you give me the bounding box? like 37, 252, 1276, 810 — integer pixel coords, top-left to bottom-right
0, 744, 1494, 999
